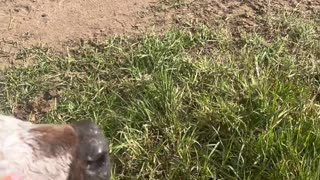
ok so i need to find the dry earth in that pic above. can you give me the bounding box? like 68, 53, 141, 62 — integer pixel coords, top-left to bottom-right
0, 0, 319, 68
143, 0, 320, 38
0, 0, 155, 67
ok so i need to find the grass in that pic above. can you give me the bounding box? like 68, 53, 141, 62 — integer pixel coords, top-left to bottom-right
0, 11, 319, 179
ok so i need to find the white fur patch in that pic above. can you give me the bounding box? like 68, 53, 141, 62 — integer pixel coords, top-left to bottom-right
0, 115, 73, 180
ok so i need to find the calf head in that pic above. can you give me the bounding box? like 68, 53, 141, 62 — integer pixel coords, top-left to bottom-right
68, 120, 110, 180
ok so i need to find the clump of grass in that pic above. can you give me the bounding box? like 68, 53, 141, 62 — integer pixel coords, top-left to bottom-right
0, 13, 319, 179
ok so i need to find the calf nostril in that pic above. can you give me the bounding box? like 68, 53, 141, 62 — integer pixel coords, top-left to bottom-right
88, 149, 106, 163
87, 152, 107, 172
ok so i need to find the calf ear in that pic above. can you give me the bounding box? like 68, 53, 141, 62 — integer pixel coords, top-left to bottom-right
28, 125, 79, 158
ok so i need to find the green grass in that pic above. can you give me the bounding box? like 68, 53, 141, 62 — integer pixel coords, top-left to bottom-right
0, 12, 319, 179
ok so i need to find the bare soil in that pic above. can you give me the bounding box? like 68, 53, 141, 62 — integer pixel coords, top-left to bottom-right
0, 0, 319, 69
0, 0, 155, 67
143, 0, 320, 35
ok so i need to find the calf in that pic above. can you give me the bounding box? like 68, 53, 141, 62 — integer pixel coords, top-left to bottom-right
0, 115, 110, 180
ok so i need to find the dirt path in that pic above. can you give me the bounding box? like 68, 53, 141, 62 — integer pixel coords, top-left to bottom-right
0, 0, 154, 67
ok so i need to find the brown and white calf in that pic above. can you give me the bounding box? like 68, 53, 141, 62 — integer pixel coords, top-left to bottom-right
0, 114, 110, 180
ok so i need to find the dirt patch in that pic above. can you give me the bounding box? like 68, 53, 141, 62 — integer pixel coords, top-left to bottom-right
13, 90, 60, 122
139, 0, 320, 35
0, 0, 155, 68
0, 0, 319, 69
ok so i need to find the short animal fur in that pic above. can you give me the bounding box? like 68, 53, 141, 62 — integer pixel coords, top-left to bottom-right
0, 115, 110, 180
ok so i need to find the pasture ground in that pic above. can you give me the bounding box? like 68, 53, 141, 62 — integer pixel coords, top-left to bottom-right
0, 0, 319, 179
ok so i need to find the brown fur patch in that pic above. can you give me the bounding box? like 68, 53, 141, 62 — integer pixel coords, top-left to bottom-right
67, 157, 85, 180
29, 125, 78, 158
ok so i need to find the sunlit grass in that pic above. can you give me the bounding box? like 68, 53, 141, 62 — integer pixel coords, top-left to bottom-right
0, 12, 319, 179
